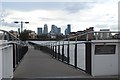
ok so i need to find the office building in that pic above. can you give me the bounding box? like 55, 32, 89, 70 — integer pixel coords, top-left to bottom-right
65, 24, 71, 35
99, 29, 111, 39
50, 25, 61, 35
43, 24, 48, 34
37, 28, 42, 35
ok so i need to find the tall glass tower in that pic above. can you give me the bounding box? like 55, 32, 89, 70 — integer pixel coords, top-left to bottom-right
43, 24, 48, 34
37, 28, 42, 35
67, 24, 71, 34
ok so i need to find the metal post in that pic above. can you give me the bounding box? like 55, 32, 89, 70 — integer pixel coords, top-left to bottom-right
74, 37, 77, 68
86, 33, 89, 41
53, 43, 55, 57
67, 39, 70, 64
85, 42, 92, 75
95, 32, 98, 40
21, 21, 23, 32
55, 43, 57, 58
58, 41, 60, 60
62, 41, 64, 62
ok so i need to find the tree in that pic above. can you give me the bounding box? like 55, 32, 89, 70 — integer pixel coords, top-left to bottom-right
19, 30, 30, 41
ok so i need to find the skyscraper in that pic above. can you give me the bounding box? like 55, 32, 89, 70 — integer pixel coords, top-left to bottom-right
65, 24, 71, 35
37, 28, 42, 35
57, 28, 61, 35
50, 25, 61, 35
43, 24, 48, 34
67, 24, 71, 34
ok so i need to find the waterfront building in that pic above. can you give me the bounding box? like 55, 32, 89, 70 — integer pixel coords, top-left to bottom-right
85, 27, 94, 40
9, 30, 19, 38
43, 24, 48, 34
37, 28, 42, 35
57, 28, 61, 35
29, 31, 37, 39
65, 24, 71, 35
99, 29, 112, 39
50, 25, 61, 35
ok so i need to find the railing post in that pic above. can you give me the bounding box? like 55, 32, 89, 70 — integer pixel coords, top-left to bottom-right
86, 32, 89, 41
51, 43, 53, 55
13, 43, 16, 69
95, 32, 98, 40
53, 43, 55, 57
55, 43, 57, 58
58, 41, 60, 60
67, 39, 70, 64
85, 42, 92, 75
62, 41, 64, 62
74, 37, 77, 68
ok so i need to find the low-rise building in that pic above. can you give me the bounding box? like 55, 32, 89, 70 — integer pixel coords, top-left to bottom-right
29, 31, 37, 39
9, 30, 19, 38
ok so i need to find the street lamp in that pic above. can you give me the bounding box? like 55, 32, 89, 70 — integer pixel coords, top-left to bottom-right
14, 21, 29, 33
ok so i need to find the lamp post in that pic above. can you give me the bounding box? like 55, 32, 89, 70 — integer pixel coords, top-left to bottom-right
14, 21, 29, 33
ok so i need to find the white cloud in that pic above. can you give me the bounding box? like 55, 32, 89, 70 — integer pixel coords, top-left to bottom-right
1, 1, 118, 33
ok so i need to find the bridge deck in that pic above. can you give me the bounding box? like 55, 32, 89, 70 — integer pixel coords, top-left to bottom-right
13, 46, 118, 80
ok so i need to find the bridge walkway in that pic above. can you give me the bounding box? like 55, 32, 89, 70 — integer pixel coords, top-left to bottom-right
13, 46, 118, 80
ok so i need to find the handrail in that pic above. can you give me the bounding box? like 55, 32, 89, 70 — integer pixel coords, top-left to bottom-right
0, 29, 20, 41
28, 31, 119, 75
42, 31, 120, 46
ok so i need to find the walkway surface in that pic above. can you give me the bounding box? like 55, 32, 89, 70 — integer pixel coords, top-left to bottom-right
13, 46, 119, 80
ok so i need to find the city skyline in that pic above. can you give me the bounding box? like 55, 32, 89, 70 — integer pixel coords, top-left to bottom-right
0, 0, 118, 34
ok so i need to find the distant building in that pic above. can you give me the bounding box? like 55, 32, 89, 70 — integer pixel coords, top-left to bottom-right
9, 30, 19, 38
67, 32, 76, 38
57, 28, 61, 35
50, 25, 61, 35
67, 24, 71, 34
65, 24, 71, 35
67, 27, 94, 40
29, 31, 37, 39
98, 29, 112, 39
76, 31, 84, 40
113, 33, 120, 39
37, 28, 42, 35
85, 27, 94, 40
43, 24, 48, 34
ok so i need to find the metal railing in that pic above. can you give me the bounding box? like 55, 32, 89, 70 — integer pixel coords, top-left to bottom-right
29, 31, 120, 74
0, 29, 28, 70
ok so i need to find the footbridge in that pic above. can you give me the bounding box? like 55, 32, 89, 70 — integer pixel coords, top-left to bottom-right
0, 29, 119, 80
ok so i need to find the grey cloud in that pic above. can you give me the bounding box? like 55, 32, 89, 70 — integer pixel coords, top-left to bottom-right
95, 24, 118, 31
1, 21, 20, 27
39, 17, 68, 21
95, 24, 109, 28
39, 17, 56, 21
63, 2, 95, 13
110, 25, 118, 31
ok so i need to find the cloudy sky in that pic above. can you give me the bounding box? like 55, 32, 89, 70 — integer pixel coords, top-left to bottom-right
0, 0, 119, 34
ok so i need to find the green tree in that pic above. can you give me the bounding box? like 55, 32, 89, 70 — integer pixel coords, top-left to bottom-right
19, 30, 30, 41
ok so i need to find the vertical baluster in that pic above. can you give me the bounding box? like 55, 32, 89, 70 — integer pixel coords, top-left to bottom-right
13, 43, 16, 69
74, 37, 77, 68
53, 43, 55, 57
95, 32, 98, 40
67, 39, 70, 64
86, 32, 89, 41
58, 41, 60, 60
54, 44, 57, 58
62, 41, 64, 62
51, 43, 53, 55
